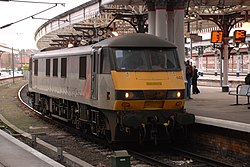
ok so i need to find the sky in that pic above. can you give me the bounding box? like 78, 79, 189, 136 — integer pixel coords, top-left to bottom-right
0, 0, 91, 49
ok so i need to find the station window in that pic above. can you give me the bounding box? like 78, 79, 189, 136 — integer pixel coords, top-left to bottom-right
61, 58, 67, 78
53, 58, 58, 77
46, 59, 50, 76
79, 57, 86, 79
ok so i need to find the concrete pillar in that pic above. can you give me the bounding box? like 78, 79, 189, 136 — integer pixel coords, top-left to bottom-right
222, 40, 229, 92
197, 55, 200, 70
174, 1, 185, 71
166, 3, 174, 42
155, 0, 167, 39
0, 54, 2, 70
215, 54, 218, 76
220, 54, 223, 86
146, 1, 155, 35
236, 50, 240, 77
248, 54, 250, 73
200, 56, 203, 72
248, 42, 250, 73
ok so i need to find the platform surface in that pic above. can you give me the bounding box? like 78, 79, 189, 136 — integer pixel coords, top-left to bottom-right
0, 130, 64, 167
186, 83, 250, 133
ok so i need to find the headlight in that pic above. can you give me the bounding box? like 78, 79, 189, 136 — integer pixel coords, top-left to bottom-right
176, 91, 181, 98
167, 90, 184, 99
125, 92, 129, 98
115, 91, 144, 100
125, 92, 133, 99
116, 90, 184, 100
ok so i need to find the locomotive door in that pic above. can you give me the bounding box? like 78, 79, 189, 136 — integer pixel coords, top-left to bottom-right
91, 50, 99, 99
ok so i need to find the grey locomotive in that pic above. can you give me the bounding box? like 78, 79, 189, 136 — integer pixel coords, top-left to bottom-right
28, 33, 194, 143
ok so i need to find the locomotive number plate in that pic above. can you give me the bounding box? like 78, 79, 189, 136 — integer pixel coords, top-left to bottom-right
144, 101, 164, 109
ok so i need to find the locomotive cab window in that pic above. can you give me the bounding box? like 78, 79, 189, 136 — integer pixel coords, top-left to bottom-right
113, 48, 180, 71
100, 48, 111, 74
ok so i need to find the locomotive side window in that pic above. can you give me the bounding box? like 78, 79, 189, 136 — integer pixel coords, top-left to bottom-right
61, 58, 67, 78
79, 57, 86, 79
53, 58, 58, 77
46, 59, 50, 76
34, 59, 38, 76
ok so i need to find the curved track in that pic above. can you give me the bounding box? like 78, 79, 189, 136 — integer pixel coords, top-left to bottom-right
18, 84, 235, 167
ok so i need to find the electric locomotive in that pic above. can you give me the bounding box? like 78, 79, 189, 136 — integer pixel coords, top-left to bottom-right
28, 33, 195, 143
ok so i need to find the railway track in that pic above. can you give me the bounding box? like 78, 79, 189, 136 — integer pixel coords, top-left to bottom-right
124, 144, 235, 167
17, 83, 236, 167
171, 147, 234, 167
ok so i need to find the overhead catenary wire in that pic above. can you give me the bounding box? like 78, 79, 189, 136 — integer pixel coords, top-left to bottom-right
0, 3, 64, 29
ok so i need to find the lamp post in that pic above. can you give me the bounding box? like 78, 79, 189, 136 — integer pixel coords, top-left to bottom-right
235, 46, 240, 77
214, 49, 219, 76
11, 47, 14, 83
0, 51, 3, 69
248, 41, 250, 73
198, 46, 204, 76
19, 49, 23, 74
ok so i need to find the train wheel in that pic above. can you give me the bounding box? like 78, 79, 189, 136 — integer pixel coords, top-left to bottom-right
42, 107, 46, 115
28, 97, 34, 108
179, 125, 188, 141
154, 135, 157, 145
42, 99, 48, 115
38, 100, 43, 113
105, 130, 112, 144
81, 124, 91, 136
138, 125, 146, 144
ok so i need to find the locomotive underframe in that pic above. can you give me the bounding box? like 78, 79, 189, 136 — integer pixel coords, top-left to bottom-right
28, 92, 194, 143
29, 92, 110, 134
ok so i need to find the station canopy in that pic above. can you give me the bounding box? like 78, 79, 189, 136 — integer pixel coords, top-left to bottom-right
35, 0, 250, 49
102, 0, 250, 6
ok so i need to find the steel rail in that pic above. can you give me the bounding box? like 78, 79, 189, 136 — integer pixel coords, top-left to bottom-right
172, 147, 235, 167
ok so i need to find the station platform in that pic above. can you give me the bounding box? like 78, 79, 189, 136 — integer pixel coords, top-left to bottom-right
186, 80, 250, 133
0, 72, 23, 79
0, 129, 64, 167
